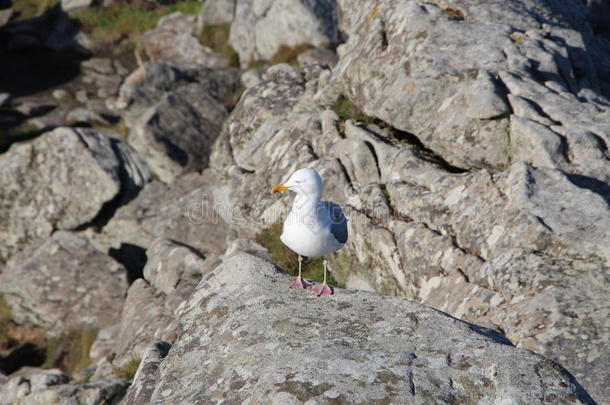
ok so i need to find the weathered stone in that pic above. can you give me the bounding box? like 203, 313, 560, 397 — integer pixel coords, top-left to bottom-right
297, 47, 338, 68
332, 0, 610, 182
0, 368, 129, 405
229, 0, 341, 67
0, 127, 148, 266
143, 252, 595, 404
198, 0, 235, 27
116, 63, 241, 182
61, 0, 95, 12
87, 170, 229, 259
121, 341, 171, 405
142, 12, 229, 69
0, 232, 127, 334
103, 238, 217, 370
208, 58, 610, 401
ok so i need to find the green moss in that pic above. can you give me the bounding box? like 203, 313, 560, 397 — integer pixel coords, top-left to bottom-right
248, 43, 314, 68
331, 95, 380, 125
11, 0, 59, 20
257, 222, 340, 285
113, 357, 141, 380
74, 0, 202, 56
43, 328, 98, 375
0, 294, 13, 348
198, 23, 240, 67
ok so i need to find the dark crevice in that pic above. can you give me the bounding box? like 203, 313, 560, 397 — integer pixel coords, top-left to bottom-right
166, 239, 207, 260
363, 140, 382, 179
379, 21, 389, 50
0, 343, 46, 374
389, 128, 469, 174
108, 243, 148, 284
566, 173, 610, 209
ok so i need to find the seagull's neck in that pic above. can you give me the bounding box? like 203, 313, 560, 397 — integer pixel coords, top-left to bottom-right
292, 191, 322, 217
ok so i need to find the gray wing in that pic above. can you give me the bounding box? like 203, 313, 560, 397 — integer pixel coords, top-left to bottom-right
320, 201, 348, 244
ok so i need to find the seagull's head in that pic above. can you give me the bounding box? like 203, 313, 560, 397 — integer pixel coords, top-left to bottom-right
272, 168, 323, 196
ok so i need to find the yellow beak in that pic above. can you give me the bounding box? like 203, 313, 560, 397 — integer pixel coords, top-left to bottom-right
272, 183, 291, 193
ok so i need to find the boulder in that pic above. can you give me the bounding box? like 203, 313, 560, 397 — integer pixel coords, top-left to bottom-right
332, 0, 610, 183
61, 0, 95, 12
96, 238, 218, 372
0, 232, 127, 335
229, 0, 341, 67
116, 63, 241, 183
142, 12, 229, 69
0, 367, 129, 405
208, 58, 610, 401
87, 170, 229, 260
120, 341, 171, 405
137, 252, 595, 404
198, 0, 236, 27
0, 127, 148, 266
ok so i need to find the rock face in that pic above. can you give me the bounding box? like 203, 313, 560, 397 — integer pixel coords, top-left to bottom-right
209, 55, 609, 402
142, 12, 229, 69
228, 0, 341, 66
117, 63, 241, 183
129, 252, 595, 404
0, 232, 127, 335
107, 238, 216, 369
333, 0, 610, 183
0, 127, 148, 266
0, 367, 129, 405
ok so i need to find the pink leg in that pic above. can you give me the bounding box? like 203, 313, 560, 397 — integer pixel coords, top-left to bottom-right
289, 255, 312, 289
312, 258, 333, 296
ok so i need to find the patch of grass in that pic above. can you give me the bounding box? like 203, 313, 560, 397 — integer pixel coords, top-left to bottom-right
247, 43, 314, 68
74, 0, 202, 56
43, 328, 98, 375
331, 95, 380, 125
113, 357, 141, 380
11, 0, 59, 20
198, 23, 240, 67
256, 222, 339, 285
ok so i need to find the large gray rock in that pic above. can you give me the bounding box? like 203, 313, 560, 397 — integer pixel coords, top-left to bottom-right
94, 238, 219, 375
332, 0, 610, 183
208, 58, 610, 400
198, 0, 235, 27
116, 63, 241, 183
137, 252, 595, 404
120, 341, 171, 405
0, 232, 127, 335
87, 170, 229, 259
0, 367, 129, 405
142, 12, 229, 69
0, 127, 148, 267
229, 0, 341, 67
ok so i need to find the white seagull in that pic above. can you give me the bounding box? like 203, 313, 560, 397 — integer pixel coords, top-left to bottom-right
272, 168, 348, 296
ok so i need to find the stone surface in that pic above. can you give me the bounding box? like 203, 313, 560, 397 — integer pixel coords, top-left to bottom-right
94, 238, 218, 374
117, 63, 241, 183
198, 0, 235, 27
297, 47, 338, 68
0, 232, 127, 335
229, 0, 341, 67
121, 341, 171, 405
332, 0, 610, 183
142, 12, 229, 69
87, 170, 229, 260
0, 368, 129, 405
142, 252, 595, 404
61, 0, 95, 12
0, 127, 148, 266
208, 57, 610, 401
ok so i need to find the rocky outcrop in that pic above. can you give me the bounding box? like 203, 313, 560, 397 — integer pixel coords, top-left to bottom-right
105, 238, 217, 370
127, 252, 595, 404
0, 232, 127, 335
87, 170, 229, 261
0, 367, 129, 405
333, 0, 610, 183
142, 12, 229, 69
116, 62, 241, 183
227, 0, 341, 66
0, 127, 148, 266
209, 57, 609, 400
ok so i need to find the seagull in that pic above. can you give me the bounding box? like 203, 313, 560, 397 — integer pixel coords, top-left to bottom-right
271, 168, 348, 296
